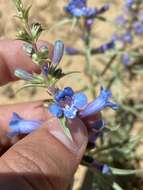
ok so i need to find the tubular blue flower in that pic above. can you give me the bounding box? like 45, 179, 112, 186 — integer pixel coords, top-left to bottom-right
91, 40, 115, 54
79, 86, 119, 118
65, 0, 109, 18
48, 87, 87, 119
7, 112, 42, 137
52, 40, 64, 65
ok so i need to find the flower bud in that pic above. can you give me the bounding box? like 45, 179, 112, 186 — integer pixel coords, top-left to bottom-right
15, 69, 33, 81
52, 40, 64, 65
23, 43, 34, 56
39, 45, 49, 59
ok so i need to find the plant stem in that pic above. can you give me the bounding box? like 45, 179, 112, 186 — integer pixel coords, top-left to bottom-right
84, 27, 96, 98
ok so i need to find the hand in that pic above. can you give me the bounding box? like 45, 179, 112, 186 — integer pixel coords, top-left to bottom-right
0, 39, 88, 190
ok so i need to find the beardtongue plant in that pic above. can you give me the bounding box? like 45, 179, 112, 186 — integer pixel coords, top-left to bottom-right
7, 0, 121, 178
7, 0, 143, 190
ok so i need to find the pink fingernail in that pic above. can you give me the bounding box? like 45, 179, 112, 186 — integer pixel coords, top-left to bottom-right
47, 117, 88, 156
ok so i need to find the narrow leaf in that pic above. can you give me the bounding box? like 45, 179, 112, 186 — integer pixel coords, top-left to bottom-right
110, 167, 143, 175
60, 117, 73, 141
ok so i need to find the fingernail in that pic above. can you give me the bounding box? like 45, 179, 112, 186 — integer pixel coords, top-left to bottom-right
46, 117, 88, 156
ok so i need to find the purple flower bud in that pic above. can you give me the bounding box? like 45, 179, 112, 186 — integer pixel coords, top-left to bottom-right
92, 160, 110, 174
65, 47, 81, 55
52, 40, 64, 65
85, 18, 94, 31
8, 112, 42, 137
97, 3, 110, 14
15, 69, 33, 81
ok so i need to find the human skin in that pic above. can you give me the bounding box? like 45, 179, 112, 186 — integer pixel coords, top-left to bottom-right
0, 39, 88, 190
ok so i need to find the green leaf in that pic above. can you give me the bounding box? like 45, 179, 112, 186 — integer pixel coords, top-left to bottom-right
31, 23, 43, 42
15, 83, 47, 94
70, 17, 78, 31
48, 18, 74, 33
63, 70, 80, 76
23, 5, 32, 22
59, 117, 73, 141
112, 182, 124, 190
110, 167, 143, 175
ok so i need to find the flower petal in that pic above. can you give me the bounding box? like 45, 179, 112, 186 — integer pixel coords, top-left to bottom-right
79, 86, 119, 118
63, 105, 77, 119
64, 87, 74, 97
8, 112, 42, 137
73, 92, 88, 109
48, 104, 63, 117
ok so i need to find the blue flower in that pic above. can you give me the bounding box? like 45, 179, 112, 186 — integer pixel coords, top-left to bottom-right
115, 16, 127, 26
8, 112, 42, 137
133, 21, 143, 35
65, 0, 109, 18
48, 87, 87, 119
92, 40, 115, 53
79, 86, 119, 118
125, 0, 135, 9
122, 31, 132, 44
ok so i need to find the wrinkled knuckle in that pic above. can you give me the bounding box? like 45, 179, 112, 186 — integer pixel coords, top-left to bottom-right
2, 148, 55, 190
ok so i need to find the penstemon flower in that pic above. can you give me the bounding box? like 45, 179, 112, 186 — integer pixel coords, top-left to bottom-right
8, 112, 42, 137
65, 0, 109, 18
48, 87, 88, 119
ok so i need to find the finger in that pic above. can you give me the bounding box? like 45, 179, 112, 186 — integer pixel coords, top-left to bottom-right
0, 39, 53, 85
0, 117, 88, 190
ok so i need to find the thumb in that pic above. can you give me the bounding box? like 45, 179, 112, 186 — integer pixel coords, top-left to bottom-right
0, 117, 88, 190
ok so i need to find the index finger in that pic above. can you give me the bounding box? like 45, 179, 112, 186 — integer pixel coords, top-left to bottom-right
0, 39, 53, 86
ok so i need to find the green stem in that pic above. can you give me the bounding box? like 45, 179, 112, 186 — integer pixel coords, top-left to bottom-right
84, 28, 96, 98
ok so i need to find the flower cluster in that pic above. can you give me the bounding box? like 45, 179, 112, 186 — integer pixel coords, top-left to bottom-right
112, 0, 143, 65
64, 1, 115, 57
